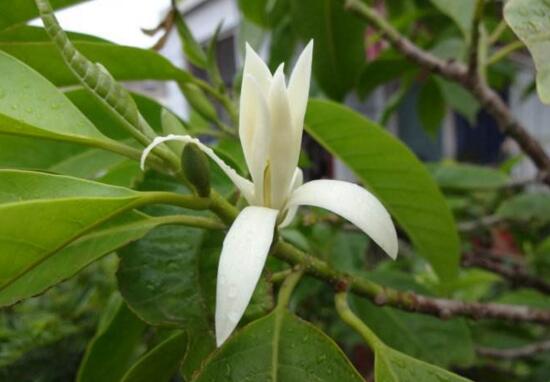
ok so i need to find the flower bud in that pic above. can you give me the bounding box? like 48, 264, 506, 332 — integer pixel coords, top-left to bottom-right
181, 142, 211, 197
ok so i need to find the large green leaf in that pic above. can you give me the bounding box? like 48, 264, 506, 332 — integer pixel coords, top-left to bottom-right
305, 99, 460, 280
290, 0, 365, 100
121, 331, 188, 382
0, 211, 176, 307
0, 50, 141, 161
0, 170, 174, 294
0, 40, 191, 87
0, 0, 88, 31
505, 0, 550, 104
77, 294, 146, 382
192, 309, 364, 381
0, 51, 106, 141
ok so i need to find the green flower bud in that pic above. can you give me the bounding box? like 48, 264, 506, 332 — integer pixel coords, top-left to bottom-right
181, 142, 211, 197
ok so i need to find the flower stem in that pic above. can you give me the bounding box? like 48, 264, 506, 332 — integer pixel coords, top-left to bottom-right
334, 291, 381, 349
277, 270, 304, 308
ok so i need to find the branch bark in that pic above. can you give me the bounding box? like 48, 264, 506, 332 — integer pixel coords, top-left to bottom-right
462, 252, 550, 295
208, 192, 550, 325
344, 0, 550, 186
477, 340, 550, 359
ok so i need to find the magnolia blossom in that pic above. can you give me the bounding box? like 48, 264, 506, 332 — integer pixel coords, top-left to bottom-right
141, 41, 398, 347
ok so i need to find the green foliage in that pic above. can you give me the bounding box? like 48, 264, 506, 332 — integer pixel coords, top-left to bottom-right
121, 331, 187, 382
305, 99, 460, 281
289, 0, 365, 100
429, 0, 476, 41
0, 0, 87, 31
192, 309, 364, 381
505, 0, 550, 104
497, 192, 550, 223
430, 162, 510, 190
77, 294, 146, 382
418, 77, 446, 136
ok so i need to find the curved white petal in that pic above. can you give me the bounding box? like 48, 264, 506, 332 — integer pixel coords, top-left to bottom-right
279, 168, 304, 228
243, 43, 272, 97
215, 206, 278, 346
287, 180, 398, 259
239, 74, 271, 203
267, 68, 296, 209
140, 135, 255, 203
288, 40, 313, 143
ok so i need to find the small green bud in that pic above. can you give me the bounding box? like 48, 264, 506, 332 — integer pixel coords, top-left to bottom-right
181, 143, 211, 197
180, 83, 218, 123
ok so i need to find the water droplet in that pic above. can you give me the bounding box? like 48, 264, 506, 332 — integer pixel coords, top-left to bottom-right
224, 363, 232, 378
10, 104, 18, 111
50, 102, 61, 110
25, 107, 33, 114
316, 355, 327, 364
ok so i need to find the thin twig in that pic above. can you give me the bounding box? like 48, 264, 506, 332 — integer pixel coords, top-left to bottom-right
477, 340, 550, 359
488, 40, 524, 66
462, 252, 550, 295
344, 0, 550, 186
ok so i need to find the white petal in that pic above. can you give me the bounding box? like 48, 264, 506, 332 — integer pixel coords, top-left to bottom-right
215, 206, 278, 346
239, 74, 270, 204
243, 43, 272, 98
279, 168, 304, 228
288, 41, 313, 143
267, 68, 296, 209
287, 180, 398, 259
141, 135, 255, 203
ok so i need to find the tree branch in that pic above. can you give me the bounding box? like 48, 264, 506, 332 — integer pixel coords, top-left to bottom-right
462, 252, 550, 295
477, 340, 550, 359
344, 0, 550, 186
207, 193, 550, 325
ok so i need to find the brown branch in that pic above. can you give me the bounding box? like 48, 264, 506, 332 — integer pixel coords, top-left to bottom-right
477, 340, 550, 359
273, 241, 550, 325
344, 0, 550, 186
462, 252, 550, 295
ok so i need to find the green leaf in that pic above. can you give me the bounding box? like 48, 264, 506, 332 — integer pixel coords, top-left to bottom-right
0, 170, 176, 295
496, 192, 550, 223
435, 76, 480, 123
429, 0, 476, 41
290, 0, 365, 100
504, 0, 550, 104
375, 343, 472, 382
358, 57, 416, 100
238, 0, 289, 27
173, 8, 208, 68
0, 211, 176, 307
192, 309, 364, 382
121, 331, 187, 382
0, 51, 113, 145
0, 40, 191, 87
77, 294, 146, 382
0, 0, 87, 31
351, 296, 474, 367
268, 17, 298, 72
430, 162, 510, 190
305, 99, 460, 280
418, 78, 446, 136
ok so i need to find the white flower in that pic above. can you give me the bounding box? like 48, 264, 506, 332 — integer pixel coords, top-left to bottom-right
141, 41, 398, 347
